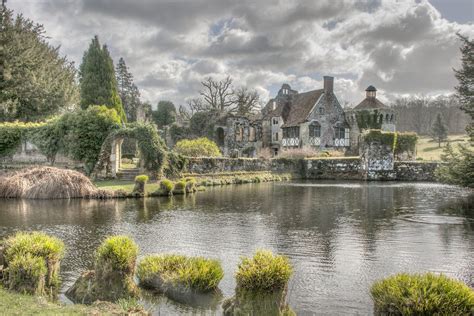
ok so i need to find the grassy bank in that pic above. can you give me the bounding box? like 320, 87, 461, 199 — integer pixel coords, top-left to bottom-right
0, 286, 136, 315
94, 180, 160, 193
416, 134, 471, 161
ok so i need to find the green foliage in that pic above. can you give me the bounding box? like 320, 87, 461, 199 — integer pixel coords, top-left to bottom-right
79, 36, 126, 122
0, 10, 79, 122
7, 253, 47, 295
174, 137, 222, 157
394, 132, 418, 154
370, 273, 474, 315
137, 254, 224, 292
66, 106, 121, 173
0, 121, 44, 157
152, 101, 176, 127
134, 175, 149, 183
356, 110, 383, 130
431, 113, 448, 147
95, 236, 138, 272
169, 124, 189, 143
3, 231, 65, 263
163, 151, 188, 178
160, 179, 174, 193
235, 250, 292, 292
116, 57, 141, 122
436, 143, 474, 188
363, 130, 396, 150
189, 112, 215, 138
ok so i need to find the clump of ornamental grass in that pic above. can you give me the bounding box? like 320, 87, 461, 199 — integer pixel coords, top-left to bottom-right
235, 250, 292, 292
66, 235, 139, 304
95, 236, 138, 273
2, 231, 65, 295
370, 273, 474, 315
137, 254, 224, 293
132, 175, 149, 195
7, 253, 47, 295
184, 177, 197, 193
173, 180, 186, 195
0, 166, 113, 199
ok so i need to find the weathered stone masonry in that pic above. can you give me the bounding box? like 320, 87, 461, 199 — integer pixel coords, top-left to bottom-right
185, 157, 440, 181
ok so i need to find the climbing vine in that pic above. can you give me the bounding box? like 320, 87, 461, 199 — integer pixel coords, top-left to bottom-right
356, 110, 382, 130
363, 130, 418, 154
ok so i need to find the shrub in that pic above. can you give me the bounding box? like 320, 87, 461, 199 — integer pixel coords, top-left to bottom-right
235, 250, 292, 292
174, 137, 221, 157
137, 254, 223, 292
95, 236, 138, 272
370, 273, 474, 315
134, 175, 149, 183
173, 180, 187, 195
7, 253, 47, 295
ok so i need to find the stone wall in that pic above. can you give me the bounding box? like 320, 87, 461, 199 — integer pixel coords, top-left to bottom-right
185, 157, 440, 182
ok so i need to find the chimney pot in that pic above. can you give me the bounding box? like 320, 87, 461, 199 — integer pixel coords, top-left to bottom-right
323, 76, 334, 94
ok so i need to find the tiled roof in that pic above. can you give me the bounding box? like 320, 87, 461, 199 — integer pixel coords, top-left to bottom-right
282, 89, 324, 127
353, 97, 388, 110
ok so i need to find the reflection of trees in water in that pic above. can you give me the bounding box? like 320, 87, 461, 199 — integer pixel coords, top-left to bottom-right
436, 194, 474, 246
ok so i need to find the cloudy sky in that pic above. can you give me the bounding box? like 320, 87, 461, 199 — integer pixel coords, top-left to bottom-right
9, 0, 474, 108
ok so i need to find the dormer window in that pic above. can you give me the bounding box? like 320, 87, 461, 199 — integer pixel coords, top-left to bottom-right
283, 89, 288, 95
272, 117, 279, 125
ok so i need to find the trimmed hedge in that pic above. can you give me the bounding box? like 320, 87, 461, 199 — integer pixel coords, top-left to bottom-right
371, 273, 474, 315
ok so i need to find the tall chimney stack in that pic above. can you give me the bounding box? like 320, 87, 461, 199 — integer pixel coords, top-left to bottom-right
323, 76, 334, 94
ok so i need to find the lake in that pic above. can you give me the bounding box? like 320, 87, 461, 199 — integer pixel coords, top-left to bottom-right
0, 181, 473, 315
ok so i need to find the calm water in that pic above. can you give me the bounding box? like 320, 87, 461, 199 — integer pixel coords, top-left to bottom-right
0, 181, 473, 315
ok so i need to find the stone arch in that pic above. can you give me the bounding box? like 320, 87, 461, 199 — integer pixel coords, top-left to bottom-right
216, 127, 225, 146
94, 123, 167, 179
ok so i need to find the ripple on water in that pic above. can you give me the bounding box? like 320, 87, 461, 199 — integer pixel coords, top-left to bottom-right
400, 214, 471, 225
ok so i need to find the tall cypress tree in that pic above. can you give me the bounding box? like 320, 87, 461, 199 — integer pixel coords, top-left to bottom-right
79, 36, 126, 122
116, 57, 141, 122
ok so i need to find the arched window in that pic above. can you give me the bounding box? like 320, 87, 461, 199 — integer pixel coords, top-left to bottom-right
249, 127, 256, 142
309, 122, 321, 137
385, 114, 389, 121
390, 114, 394, 122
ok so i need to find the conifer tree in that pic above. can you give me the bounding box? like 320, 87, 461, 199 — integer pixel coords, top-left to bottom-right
116, 57, 141, 121
152, 101, 176, 127
0, 9, 79, 121
454, 34, 474, 139
431, 113, 448, 147
79, 36, 126, 122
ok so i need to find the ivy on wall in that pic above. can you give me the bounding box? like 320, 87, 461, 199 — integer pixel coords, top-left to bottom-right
363, 130, 418, 154
356, 110, 383, 130
0, 122, 47, 157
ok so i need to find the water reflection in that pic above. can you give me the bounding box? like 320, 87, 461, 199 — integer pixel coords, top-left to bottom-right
0, 182, 472, 315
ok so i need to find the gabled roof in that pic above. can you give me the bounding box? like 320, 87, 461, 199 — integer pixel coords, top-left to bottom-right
282, 89, 324, 127
353, 97, 388, 110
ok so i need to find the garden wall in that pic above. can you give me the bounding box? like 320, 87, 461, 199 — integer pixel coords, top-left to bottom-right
186, 157, 439, 182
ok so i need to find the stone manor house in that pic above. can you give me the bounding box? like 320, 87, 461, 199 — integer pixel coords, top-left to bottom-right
214, 76, 396, 157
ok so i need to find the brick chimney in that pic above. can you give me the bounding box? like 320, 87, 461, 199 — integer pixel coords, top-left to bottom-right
323, 76, 334, 94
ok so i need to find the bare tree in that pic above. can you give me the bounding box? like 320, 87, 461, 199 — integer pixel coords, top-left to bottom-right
235, 87, 260, 115
199, 76, 236, 115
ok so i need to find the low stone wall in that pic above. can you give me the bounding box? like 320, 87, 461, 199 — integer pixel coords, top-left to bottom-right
394, 161, 440, 181
303, 157, 364, 180
185, 157, 440, 182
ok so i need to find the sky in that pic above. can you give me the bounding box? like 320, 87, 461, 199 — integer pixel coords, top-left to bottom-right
8, 0, 474, 108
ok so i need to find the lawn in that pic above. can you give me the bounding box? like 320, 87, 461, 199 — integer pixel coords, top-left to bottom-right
94, 179, 160, 193
0, 286, 128, 315
416, 134, 471, 161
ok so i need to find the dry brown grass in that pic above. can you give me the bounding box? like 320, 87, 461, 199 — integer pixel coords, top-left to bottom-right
0, 167, 114, 199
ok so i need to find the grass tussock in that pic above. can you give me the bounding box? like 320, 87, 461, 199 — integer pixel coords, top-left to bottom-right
134, 175, 149, 183
7, 253, 47, 295
370, 273, 474, 315
137, 254, 224, 292
96, 236, 138, 272
235, 250, 292, 292
0, 167, 114, 199
3, 231, 65, 263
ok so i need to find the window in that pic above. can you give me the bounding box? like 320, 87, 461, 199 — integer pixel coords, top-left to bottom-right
319, 107, 325, 115
249, 127, 256, 142
309, 122, 321, 138
283, 126, 299, 138
272, 117, 279, 125
275, 132, 279, 141
235, 127, 243, 141
335, 127, 345, 139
